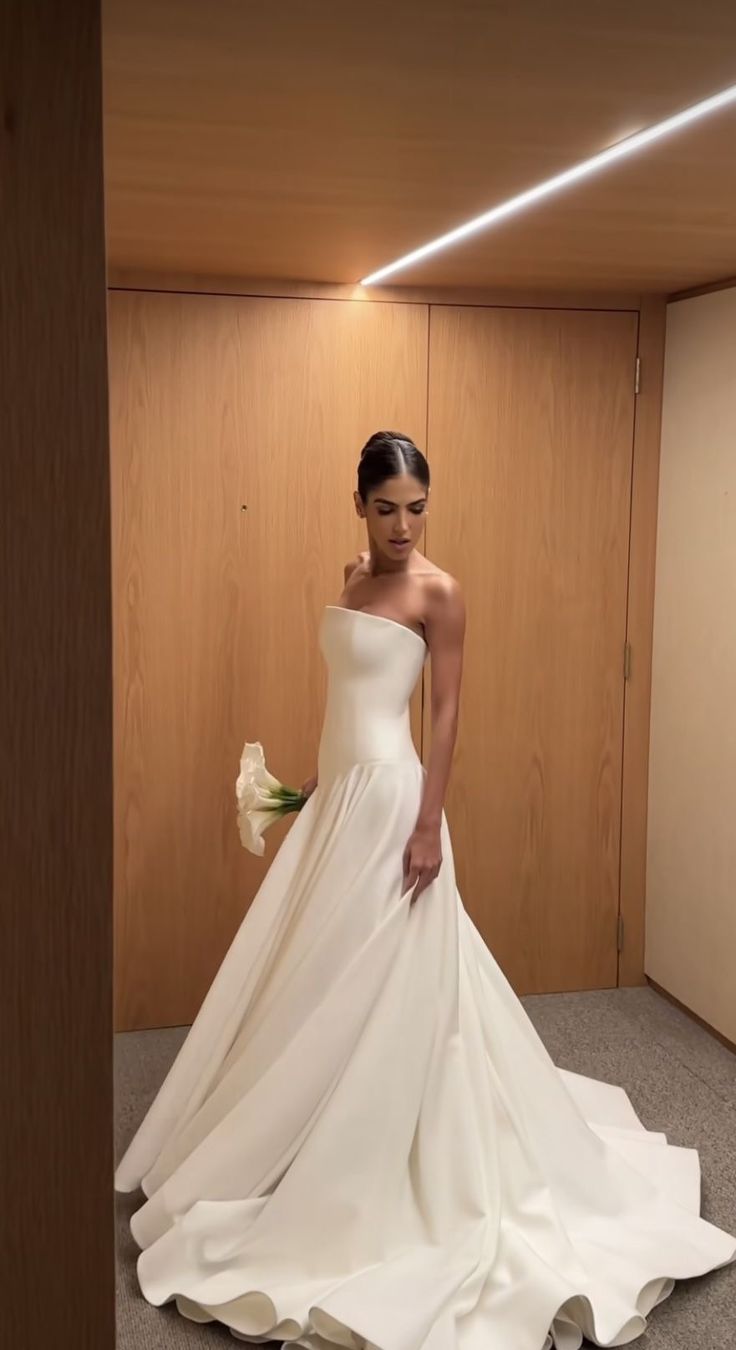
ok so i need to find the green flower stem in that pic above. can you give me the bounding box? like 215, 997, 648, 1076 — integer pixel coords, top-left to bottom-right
268, 785, 306, 803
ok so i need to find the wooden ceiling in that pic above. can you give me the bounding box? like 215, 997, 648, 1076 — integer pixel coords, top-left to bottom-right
103, 0, 736, 293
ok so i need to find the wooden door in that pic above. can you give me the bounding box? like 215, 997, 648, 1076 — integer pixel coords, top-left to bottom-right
109, 291, 428, 1029
425, 306, 639, 993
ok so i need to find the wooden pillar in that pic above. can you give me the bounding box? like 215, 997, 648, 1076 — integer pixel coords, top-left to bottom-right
0, 1, 114, 1345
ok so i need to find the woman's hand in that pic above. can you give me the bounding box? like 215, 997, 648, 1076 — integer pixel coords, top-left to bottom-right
402, 822, 442, 906
300, 773, 318, 800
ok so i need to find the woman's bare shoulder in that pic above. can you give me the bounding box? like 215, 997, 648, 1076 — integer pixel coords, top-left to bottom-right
415, 554, 462, 595
344, 551, 369, 583
421, 565, 465, 627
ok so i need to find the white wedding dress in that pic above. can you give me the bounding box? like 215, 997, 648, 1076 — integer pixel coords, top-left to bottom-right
115, 603, 736, 1349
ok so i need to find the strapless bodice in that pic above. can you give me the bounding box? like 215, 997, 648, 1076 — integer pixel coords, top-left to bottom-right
317, 606, 427, 786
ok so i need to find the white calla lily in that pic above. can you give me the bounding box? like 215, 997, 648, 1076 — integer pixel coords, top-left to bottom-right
236, 740, 306, 855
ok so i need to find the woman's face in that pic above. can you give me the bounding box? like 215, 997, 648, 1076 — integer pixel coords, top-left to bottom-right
356, 473, 429, 562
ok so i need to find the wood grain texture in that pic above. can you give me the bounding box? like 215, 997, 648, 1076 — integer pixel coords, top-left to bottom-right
0, 0, 114, 1345
109, 291, 428, 1029
424, 306, 639, 993
620, 298, 666, 987
110, 286, 664, 1019
107, 268, 643, 312
103, 0, 736, 290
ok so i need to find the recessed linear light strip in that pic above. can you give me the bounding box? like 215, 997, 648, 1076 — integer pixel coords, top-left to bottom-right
360, 81, 736, 286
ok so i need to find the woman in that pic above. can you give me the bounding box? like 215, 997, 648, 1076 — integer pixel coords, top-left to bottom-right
115, 431, 736, 1350
299, 431, 465, 910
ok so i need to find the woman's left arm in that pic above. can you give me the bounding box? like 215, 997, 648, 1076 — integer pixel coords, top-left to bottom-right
402, 578, 466, 904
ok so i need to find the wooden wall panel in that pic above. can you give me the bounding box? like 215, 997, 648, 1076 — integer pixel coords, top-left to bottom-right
107, 267, 642, 312
620, 298, 666, 986
109, 291, 428, 1029
110, 281, 662, 1021
1, 0, 114, 1345
425, 306, 639, 994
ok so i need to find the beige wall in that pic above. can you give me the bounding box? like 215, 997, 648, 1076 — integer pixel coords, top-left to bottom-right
646, 286, 736, 1042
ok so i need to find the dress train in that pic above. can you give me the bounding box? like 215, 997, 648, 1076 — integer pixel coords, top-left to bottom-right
115, 604, 736, 1349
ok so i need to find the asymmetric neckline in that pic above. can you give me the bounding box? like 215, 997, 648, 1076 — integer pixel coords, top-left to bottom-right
324, 604, 427, 650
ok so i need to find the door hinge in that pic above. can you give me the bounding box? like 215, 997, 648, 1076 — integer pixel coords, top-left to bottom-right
634, 356, 641, 394
617, 915, 624, 952
623, 641, 632, 681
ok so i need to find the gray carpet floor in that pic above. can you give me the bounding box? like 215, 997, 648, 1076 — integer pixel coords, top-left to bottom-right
115, 985, 736, 1349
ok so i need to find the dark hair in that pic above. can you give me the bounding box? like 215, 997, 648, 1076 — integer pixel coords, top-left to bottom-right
357, 431, 430, 502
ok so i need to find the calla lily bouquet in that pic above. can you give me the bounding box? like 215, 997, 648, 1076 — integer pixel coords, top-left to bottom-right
236, 740, 308, 856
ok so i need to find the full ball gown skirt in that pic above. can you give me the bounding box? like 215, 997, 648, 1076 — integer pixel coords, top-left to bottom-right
115, 603, 736, 1350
